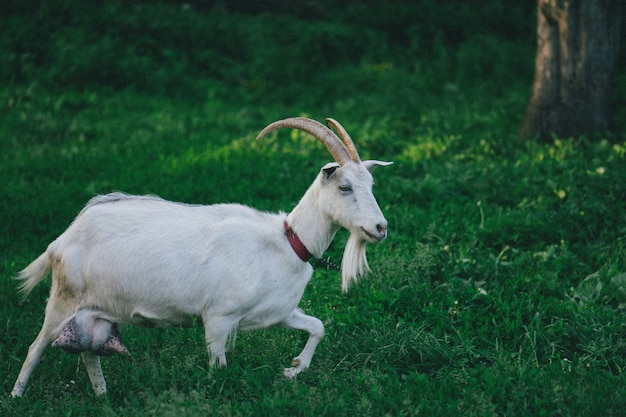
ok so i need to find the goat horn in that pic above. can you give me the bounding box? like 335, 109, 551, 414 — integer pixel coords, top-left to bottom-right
325, 118, 361, 163
256, 117, 351, 165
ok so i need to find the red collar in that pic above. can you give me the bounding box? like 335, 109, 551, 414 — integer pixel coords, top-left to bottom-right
284, 221, 313, 262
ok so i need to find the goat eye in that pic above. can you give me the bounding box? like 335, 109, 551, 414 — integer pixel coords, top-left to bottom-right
339, 185, 353, 193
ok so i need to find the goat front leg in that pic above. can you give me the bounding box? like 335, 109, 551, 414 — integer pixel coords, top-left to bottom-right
280, 309, 325, 379
202, 317, 236, 369
82, 351, 107, 395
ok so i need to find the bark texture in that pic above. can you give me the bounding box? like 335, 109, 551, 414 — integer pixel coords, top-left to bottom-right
519, 0, 623, 140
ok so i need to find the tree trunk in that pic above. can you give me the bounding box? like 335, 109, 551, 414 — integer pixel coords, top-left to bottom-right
519, 0, 623, 140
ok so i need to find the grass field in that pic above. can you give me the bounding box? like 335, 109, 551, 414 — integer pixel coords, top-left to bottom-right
1, 2, 626, 416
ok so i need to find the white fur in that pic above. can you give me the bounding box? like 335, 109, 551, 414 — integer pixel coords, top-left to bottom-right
11, 158, 390, 397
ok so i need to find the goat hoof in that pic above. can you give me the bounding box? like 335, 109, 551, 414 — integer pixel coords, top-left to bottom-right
283, 367, 298, 379
11, 384, 25, 398
92, 383, 107, 396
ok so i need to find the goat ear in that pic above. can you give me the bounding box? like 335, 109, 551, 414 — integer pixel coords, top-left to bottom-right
321, 162, 340, 179
363, 160, 393, 172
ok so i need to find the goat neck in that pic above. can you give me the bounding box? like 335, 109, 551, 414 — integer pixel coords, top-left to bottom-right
286, 175, 339, 259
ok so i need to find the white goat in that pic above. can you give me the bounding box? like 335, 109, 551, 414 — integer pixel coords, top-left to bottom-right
11, 117, 391, 397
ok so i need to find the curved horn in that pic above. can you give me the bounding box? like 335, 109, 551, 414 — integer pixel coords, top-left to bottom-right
256, 117, 351, 165
325, 118, 361, 163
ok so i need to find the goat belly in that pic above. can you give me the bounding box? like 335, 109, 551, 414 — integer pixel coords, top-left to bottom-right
128, 308, 196, 328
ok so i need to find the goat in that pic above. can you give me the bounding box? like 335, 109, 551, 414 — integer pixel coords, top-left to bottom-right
11, 117, 392, 397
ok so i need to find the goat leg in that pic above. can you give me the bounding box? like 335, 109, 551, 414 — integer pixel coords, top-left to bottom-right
280, 309, 325, 379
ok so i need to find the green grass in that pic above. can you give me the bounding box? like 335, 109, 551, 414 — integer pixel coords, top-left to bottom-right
2, 2, 626, 416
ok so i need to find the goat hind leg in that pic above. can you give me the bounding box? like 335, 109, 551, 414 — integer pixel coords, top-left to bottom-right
82, 351, 107, 395
11, 331, 54, 397
11, 296, 74, 397
280, 309, 325, 379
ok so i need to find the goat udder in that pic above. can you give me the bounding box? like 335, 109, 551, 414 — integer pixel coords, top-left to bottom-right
52, 318, 85, 354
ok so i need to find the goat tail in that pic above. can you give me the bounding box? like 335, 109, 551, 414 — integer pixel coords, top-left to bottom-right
16, 252, 51, 299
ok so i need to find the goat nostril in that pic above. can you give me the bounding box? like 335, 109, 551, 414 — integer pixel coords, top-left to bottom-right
376, 223, 387, 235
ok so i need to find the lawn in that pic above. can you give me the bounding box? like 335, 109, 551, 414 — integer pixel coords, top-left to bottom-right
1, 2, 625, 416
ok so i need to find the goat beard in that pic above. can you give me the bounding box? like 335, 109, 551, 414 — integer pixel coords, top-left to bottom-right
341, 233, 370, 292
